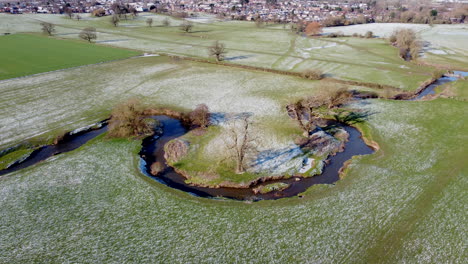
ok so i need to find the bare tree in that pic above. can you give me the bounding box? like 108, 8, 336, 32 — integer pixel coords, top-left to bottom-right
208, 41, 227, 62
254, 18, 264, 28
180, 21, 193, 33
64, 7, 74, 19
305, 22, 322, 36
40, 22, 55, 36
162, 17, 171, 27
189, 104, 210, 128
111, 14, 120, 27
79, 27, 97, 43
225, 115, 256, 174
301, 69, 324, 80
321, 84, 353, 109
287, 96, 327, 137
146, 18, 153, 27
129, 7, 138, 18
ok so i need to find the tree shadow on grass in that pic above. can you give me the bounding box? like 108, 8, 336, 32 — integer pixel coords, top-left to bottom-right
224, 55, 255, 61
250, 146, 302, 174
210, 112, 253, 125
332, 110, 377, 125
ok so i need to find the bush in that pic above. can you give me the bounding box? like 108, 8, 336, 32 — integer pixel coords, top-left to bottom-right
180, 21, 193, 33
162, 18, 171, 26
365, 31, 374, 38
107, 99, 154, 138
431, 70, 445, 80
164, 139, 189, 163
150, 162, 165, 176
302, 69, 324, 80
389, 34, 397, 43
189, 104, 210, 128
319, 83, 353, 109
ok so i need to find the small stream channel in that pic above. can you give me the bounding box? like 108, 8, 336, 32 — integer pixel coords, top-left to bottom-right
0, 122, 108, 176
413, 71, 467, 100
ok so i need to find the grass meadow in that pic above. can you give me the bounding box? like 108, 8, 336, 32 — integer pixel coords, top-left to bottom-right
0, 33, 139, 80
0, 13, 467, 263
1, 13, 455, 90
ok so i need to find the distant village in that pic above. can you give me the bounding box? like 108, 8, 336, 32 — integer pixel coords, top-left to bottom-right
1, 0, 467, 25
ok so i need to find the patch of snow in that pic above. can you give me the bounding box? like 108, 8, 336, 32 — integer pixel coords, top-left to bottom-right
428, 49, 447, 55
304, 42, 337, 50
298, 158, 314, 173
250, 144, 304, 175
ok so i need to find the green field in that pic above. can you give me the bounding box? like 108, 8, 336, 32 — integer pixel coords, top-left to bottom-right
0, 14, 467, 263
0, 99, 466, 263
0, 33, 139, 80
0, 13, 444, 90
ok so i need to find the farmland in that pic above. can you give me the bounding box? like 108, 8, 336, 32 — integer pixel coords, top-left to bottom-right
0, 34, 139, 80
0, 13, 449, 90
0, 13, 467, 263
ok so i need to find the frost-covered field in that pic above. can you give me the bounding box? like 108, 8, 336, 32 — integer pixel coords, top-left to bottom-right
1, 14, 467, 263
324, 23, 468, 69
0, 56, 320, 149
0, 99, 466, 263
0, 14, 443, 89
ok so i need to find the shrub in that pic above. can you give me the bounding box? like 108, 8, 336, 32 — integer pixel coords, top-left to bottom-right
162, 18, 171, 26
189, 104, 211, 128
110, 14, 120, 27
146, 18, 153, 27
301, 69, 324, 80
365, 31, 374, 38
164, 139, 189, 163
107, 99, 154, 138
150, 162, 165, 176
431, 69, 445, 80
305, 22, 322, 36
180, 21, 193, 33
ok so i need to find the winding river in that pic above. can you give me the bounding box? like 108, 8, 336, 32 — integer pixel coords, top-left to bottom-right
139, 116, 373, 201
1, 71, 466, 199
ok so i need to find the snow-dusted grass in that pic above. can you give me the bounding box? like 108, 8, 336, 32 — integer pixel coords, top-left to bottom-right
324, 23, 468, 70
0, 56, 324, 149
0, 98, 466, 263
0, 148, 34, 170
0, 14, 467, 262
0, 14, 445, 89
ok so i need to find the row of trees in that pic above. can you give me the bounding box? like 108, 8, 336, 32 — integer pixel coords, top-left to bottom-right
39, 21, 227, 57
389, 29, 421, 61
40, 22, 96, 43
